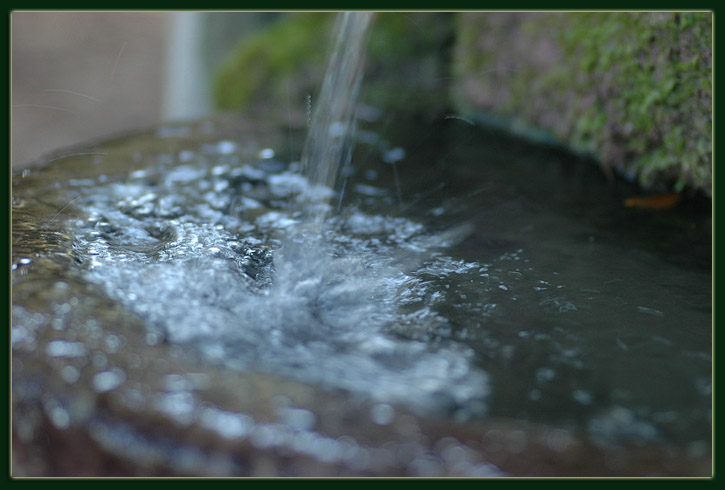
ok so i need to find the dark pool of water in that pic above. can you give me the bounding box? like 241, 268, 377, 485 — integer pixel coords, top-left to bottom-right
347, 117, 711, 447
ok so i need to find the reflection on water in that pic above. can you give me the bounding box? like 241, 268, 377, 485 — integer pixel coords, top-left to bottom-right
62, 115, 712, 446
12, 114, 712, 474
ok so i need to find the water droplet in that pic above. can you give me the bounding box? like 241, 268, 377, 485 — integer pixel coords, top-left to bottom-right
45, 340, 87, 358
546, 428, 573, 452
156, 391, 195, 425
104, 334, 123, 354
328, 121, 347, 137
573, 389, 593, 405
60, 365, 81, 384
216, 140, 237, 155
145, 332, 160, 346
259, 148, 275, 159
179, 150, 195, 162
200, 407, 253, 440
535, 367, 556, 382
49, 405, 70, 429
382, 147, 405, 163
279, 407, 316, 430
92, 369, 125, 393
55, 303, 72, 314
370, 403, 395, 425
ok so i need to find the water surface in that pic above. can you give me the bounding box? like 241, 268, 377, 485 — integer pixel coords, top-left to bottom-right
12, 114, 712, 474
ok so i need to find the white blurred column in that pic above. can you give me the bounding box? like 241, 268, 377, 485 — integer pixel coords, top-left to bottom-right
162, 12, 210, 122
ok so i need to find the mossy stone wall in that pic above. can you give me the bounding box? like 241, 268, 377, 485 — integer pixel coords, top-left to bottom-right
454, 12, 712, 196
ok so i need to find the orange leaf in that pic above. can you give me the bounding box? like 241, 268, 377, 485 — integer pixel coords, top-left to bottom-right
623, 193, 682, 209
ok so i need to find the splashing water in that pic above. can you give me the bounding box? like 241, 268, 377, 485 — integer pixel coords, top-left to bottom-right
46, 13, 490, 417
69, 151, 489, 415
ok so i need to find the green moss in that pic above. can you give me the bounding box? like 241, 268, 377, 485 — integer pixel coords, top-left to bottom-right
454, 12, 712, 196
214, 12, 454, 119
213, 13, 334, 111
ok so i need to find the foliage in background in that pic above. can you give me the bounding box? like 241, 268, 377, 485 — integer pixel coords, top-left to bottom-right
214, 12, 454, 121
214, 13, 333, 115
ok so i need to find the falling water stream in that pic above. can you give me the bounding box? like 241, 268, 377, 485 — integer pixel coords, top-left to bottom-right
301, 12, 373, 193
11, 12, 711, 477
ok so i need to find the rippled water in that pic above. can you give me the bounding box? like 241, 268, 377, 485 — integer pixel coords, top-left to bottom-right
12, 114, 712, 466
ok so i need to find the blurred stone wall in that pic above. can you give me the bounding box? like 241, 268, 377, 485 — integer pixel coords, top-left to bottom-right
11, 11, 286, 170
11, 12, 170, 168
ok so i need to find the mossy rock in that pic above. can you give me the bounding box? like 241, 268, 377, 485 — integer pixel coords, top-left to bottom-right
213, 12, 455, 122
453, 12, 712, 197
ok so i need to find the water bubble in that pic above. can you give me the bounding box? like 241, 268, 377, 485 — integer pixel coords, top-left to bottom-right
179, 150, 195, 162
55, 303, 72, 314
407, 454, 442, 477
370, 403, 395, 425
440, 439, 470, 465
278, 407, 317, 430
587, 406, 660, 447
199, 407, 253, 440
546, 428, 574, 452
216, 140, 237, 155
92, 369, 126, 393
258, 148, 275, 159
11, 326, 32, 346
155, 391, 196, 425
535, 367, 556, 382
328, 121, 347, 137
250, 424, 281, 449
156, 126, 191, 138
47, 404, 70, 430
104, 334, 123, 354
45, 340, 87, 358
382, 147, 405, 164
352, 183, 388, 197
145, 332, 160, 346
573, 389, 593, 405
60, 365, 81, 384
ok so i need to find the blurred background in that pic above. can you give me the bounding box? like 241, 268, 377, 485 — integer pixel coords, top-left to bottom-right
11, 11, 711, 197
11, 11, 281, 169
